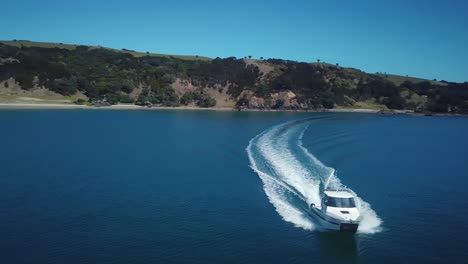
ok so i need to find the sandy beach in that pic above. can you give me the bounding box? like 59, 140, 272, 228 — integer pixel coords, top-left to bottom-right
0, 103, 231, 111
0, 103, 384, 113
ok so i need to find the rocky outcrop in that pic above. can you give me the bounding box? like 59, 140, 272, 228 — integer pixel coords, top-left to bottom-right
239, 90, 309, 110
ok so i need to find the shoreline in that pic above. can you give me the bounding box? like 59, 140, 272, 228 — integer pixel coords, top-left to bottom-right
0, 103, 465, 117
0, 103, 380, 113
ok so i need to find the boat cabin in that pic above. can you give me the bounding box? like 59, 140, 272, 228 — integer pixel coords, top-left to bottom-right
322, 190, 357, 209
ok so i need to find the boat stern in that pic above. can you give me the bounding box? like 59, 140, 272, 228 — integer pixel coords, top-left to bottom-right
340, 223, 359, 233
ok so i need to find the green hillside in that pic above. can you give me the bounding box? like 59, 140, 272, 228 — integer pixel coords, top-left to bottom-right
0, 40, 466, 114
0, 40, 444, 84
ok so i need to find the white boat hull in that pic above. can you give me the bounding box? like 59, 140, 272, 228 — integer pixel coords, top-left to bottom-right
309, 205, 360, 233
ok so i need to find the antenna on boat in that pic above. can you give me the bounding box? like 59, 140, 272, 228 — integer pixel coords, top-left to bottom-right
324, 169, 335, 189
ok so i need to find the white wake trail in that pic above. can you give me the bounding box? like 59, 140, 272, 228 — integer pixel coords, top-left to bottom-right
247, 119, 382, 234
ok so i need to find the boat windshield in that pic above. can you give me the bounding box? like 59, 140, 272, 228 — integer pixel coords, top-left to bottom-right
326, 197, 356, 208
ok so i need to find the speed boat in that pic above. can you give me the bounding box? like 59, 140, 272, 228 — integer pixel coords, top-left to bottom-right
309, 190, 361, 233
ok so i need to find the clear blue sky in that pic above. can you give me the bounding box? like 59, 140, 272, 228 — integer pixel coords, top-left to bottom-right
2, 0, 467, 82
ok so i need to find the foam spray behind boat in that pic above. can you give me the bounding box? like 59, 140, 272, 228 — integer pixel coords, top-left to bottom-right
246, 118, 382, 233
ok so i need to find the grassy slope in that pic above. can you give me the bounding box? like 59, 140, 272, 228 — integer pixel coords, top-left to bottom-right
307, 62, 441, 87
0, 40, 212, 61
376, 73, 445, 86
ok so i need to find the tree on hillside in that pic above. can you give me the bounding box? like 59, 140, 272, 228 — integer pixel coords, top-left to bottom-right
317, 59, 321, 63
248, 55, 252, 59
180, 91, 200, 105
50, 78, 77, 96
197, 95, 216, 108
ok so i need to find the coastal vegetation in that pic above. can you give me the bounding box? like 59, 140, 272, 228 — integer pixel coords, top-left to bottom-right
0, 40, 467, 114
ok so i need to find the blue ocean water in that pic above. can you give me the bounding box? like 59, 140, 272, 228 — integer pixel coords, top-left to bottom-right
1, 110, 467, 263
